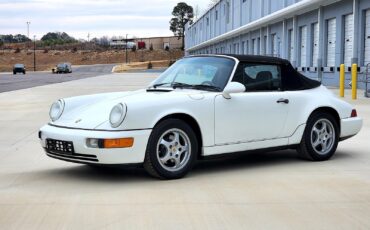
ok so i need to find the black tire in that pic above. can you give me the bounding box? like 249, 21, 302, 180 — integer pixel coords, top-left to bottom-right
13, 72, 16, 75
144, 119, 198, 179
297, 112, 339, 161
23, 71, 26, 74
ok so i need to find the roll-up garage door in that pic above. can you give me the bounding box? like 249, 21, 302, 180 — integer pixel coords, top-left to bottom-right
365, 9, 370, 65
252, 39, 256, 54
272, 34, 278, 57
288, 29, 294, 62
312, 22, 319, 67
344, 14, 354, 67
326, 18, 336, 67
300, 26, 307, 67
253, 38, 259, 55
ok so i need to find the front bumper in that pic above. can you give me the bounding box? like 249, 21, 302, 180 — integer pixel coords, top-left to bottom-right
340, 117, 363, 140
39, 124, 151, 164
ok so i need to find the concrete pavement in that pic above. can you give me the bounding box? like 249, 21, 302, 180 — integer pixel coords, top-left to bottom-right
0, 73, 369, 229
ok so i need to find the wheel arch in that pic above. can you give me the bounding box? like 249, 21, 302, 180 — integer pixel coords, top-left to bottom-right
154, 113, 203, 159
308, 106, 341, 133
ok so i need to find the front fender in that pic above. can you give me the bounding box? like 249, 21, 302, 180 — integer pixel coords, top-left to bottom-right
95, 94, 216, 147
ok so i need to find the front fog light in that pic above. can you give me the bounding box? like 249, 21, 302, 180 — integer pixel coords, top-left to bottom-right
109, 103, 127, 128
87, 138, 101, 148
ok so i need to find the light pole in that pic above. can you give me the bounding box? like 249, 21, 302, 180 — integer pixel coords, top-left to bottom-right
33, 35, 36, 71
87, 33, 90, 51
125, 34, 128, 64
26, 22, 30, 38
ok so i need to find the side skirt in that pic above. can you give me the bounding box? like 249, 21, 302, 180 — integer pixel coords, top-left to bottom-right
203, 138, 289, 156
200, 144, 299, 160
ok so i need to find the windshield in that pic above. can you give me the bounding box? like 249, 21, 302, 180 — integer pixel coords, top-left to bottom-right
14, 64, 24, 68
151, 56, 236, 91
57, 64, 65, 68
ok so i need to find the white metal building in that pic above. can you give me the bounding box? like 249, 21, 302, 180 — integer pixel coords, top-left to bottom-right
185, 0, 370, 88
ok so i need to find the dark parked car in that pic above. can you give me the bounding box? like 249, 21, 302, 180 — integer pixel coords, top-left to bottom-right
56, 63, 72, 74
13, 64, 26, 75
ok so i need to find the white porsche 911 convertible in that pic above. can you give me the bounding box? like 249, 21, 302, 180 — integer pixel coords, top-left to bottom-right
39, 55, 362, 179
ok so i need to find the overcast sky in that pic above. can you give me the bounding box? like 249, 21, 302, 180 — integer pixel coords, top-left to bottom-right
0, 0, 209, 40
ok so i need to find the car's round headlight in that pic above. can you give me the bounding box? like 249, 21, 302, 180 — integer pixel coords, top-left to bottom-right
49, 99, 65, 122
109, 103, 127, 128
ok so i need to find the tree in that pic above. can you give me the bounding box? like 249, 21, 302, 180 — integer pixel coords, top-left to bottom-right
170, 2, 194, 50
0, 34, 31, 43
41, 32, 76, 45
98, 36, 110, 47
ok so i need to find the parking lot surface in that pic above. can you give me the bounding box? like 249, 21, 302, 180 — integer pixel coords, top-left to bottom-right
0, 64, 116, 93
0, 73, 369, 229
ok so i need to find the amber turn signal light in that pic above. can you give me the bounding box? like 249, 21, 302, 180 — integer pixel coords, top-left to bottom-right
103, 138, 134, 148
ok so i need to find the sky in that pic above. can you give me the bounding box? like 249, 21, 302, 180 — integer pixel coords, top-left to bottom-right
0, 0, 209, 40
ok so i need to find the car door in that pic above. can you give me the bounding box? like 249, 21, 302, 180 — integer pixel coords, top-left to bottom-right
214, 63, 290, 145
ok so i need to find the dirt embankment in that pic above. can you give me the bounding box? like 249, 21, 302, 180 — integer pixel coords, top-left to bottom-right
114, 60, 176, 72
0, 49, 184, 72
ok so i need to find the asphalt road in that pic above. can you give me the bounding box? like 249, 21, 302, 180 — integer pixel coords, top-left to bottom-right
0, 72, 369, 229
0, 64, 116, 93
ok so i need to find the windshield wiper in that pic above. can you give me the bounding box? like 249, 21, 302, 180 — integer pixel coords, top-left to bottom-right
171, 82, 193, 89
148, 83, 173, 89
172, 82, 222, 92
150, 82, 221, 92
148, 82, 192, 90
191, 84, 222, 92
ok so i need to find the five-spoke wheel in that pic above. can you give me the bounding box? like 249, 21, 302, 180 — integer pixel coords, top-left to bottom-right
156, 128, 191, 172
310, 119, 335, 155
144, 119, 198, 179
298, 112, 339, 161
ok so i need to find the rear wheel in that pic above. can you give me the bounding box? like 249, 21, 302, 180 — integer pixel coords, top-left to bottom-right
297, 112, 339, 161
144, 119, 198, 179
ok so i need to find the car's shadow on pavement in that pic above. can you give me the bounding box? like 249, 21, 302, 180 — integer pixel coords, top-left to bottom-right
192, 149, 353, 175
40, 164, 151, 183
32, 149, 352, 183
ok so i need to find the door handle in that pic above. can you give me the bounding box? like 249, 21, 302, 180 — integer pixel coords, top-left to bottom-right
277, 98, 289, 104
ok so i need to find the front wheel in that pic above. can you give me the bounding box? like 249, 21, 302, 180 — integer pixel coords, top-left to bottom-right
144, 119, 198, 179
297, 112, 339, 161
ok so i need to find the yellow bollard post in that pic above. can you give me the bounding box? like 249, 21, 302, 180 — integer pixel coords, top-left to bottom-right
339, 64, 345, 97
352, 64, 357, 100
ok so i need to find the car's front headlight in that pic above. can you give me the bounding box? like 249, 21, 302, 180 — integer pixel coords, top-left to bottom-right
109, 103, 127, 128
49, 99, 65, 122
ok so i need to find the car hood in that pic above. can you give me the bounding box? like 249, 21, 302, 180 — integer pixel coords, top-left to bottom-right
51, 89, 208, 130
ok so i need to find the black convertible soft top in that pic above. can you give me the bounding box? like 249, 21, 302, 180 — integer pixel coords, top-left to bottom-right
228, 54, 291, 64
226, 54, 321, 91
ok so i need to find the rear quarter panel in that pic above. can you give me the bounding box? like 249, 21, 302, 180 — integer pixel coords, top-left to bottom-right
284, 85, 353, 137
